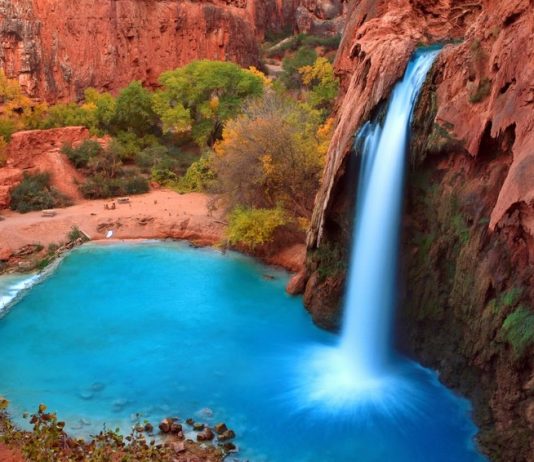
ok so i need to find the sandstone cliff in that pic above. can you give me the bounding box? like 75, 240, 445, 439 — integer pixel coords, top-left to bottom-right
304, 0, 534, 460
0, 0, 346, 101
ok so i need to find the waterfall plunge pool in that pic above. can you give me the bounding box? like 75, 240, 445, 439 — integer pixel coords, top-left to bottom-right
0, 242, 485, 461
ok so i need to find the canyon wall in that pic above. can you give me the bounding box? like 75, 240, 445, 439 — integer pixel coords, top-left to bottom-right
0, 0, 347, 101
304, 0, 534, 460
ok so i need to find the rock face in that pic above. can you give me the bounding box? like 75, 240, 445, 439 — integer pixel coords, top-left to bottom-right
305, 0, 534, 460
0, 126, 89, 207
295, 0, 348, 36
0, 0, 346, 101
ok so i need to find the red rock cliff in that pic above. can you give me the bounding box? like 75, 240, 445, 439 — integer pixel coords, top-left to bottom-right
0, 0, 347, 101
0, 0, 286, 100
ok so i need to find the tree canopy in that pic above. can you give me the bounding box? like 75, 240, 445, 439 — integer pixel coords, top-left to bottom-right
153, 60, 264, 146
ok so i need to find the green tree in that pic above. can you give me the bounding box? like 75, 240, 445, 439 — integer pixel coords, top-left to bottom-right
84, 88, 116, 132
112, 81, 158, 136
153, 60, 264, 147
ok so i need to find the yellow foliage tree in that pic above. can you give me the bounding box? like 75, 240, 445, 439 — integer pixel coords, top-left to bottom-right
214, 92, 330, 218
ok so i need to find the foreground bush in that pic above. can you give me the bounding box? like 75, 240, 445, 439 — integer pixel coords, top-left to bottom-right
10, 173, 72, 213
0, 402, 223, 462
227, 207, 288, 249
173, 155, 217, 193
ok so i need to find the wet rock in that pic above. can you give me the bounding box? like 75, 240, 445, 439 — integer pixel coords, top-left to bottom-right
135, 425, 145, 433
214, 422, 227, 434
90, 382, 105, 392
197, 427, 214, 441
144, 422, 154, 433
222, 442, 237, 452
186, 418, 194, 426
286, 270, 307, 295
159, 418, 173, 433
218, 429, 236, 441
79, 390, 93, 400
192, 422, 205, 431
170, 422, 182, 434
171, 441, 185, 454
198, 407, 214, 418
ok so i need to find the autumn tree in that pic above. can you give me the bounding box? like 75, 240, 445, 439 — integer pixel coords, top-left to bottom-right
213, 91, 332, 218
299, 57, 339, 115
153, 60, 264, 147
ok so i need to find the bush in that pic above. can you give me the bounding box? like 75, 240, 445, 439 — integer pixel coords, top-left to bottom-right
61, 140, 103, 169
123, 175, 149, 195
174, 155, 216, 192
502, 307, 534, 357
227, 207, 288, 249
80, 173, 148, 199
10, 172, 71, 213
469, 78, 492, 103
40, 103, 95, 129
214, 92, 329, 216
280, 47, 318, 89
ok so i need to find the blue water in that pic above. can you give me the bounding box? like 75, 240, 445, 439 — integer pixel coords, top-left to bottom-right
0, 242, 484, 461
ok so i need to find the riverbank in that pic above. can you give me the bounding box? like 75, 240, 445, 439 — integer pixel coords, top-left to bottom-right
0, 189, 305, 275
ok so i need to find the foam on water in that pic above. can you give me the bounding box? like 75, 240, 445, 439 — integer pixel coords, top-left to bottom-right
0, 273, 40, 314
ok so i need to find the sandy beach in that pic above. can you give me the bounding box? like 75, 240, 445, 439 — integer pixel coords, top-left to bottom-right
0, 190, 226, 253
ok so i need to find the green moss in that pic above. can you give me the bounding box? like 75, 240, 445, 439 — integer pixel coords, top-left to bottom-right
310, 241, 347, 281
502, 306, 534, 357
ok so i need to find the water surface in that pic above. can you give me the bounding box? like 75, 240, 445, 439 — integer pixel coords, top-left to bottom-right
0, 243, 484, 461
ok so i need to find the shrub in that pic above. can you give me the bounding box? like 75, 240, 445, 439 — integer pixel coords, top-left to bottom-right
79, 174, 123, 199
280, 46, 318, 89
40, 103, 95, 129
174, 155, 216, 192
469, 78, 492, 103
80, 173, 148, 199
0, 136, 7, 167
227, 207, 288, 249
61, 140, 103, 169
214, 92, 329, 216
67, 225, 88, 242
0, 118, 17, 141
10, 172, 71, 213
123, 175, 149, 195
502, 307, 534, 357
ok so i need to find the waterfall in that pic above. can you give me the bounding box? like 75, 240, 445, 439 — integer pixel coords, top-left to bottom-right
293, 49, 441, 412
339, 49, 440, 379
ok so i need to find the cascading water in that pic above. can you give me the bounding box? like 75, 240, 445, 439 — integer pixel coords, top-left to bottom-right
296, 48, 442, 408
340, 49, 440, 379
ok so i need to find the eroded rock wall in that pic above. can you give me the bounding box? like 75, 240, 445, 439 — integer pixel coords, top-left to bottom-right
0, 0, 347, 101
305, 0, 534, 459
